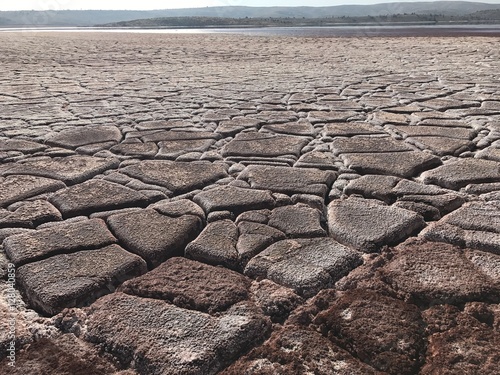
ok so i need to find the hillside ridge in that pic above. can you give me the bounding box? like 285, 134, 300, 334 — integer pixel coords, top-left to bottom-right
2, 1, 500, 27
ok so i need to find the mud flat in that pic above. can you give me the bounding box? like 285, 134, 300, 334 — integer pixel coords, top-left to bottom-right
1, 32, 500, 374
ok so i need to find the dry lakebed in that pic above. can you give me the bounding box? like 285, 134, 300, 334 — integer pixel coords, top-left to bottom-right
0, 30, 500, 374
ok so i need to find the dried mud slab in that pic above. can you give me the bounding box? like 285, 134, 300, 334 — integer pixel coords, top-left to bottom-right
344, 176, 466, 220
328, 197, 426, 252
17, 245, 147, 315
323, 122, 385, 137
0, 175, 65, 207
422, 201, 500, 254
0, 199, 62, 228
307, 110, 361, 124
294, 150, 339, 169
238, 165, 336, 198
109, 142, 158, 158
150, 198, 206, 220
421, 158, 500, 190
193, 185, 276, 215
344, 174, 402, 202
410, 136, 473, 156
185, 219, 241, 269
141, 130, 218, 143
107, 209, 202, 268
83, 293, 271, 375
45, 125, 122, 149
267, 204, 326, 238
49, 179, 150, 218
236, 220, 287, 266
244, 238, 363, 297
262, 121, 317, 136
3, 218, 116, 265
120, 160, 228, 195
0, 138, 47, 153
331, 136, 413, 154
119, 257, 251, 314
1, 155, 120, 185
341, 151, 442, 178
222, 133, 309, 157
185, 202, 329, 271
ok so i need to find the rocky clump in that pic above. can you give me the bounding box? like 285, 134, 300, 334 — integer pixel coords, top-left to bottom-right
421, 303, 500, 374
0, 334, 134, 375
220, 326, 381, 375
379, 239, 500, 306
313, 289, 426, 374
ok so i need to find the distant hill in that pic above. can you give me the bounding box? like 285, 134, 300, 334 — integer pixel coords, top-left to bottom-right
1, 2, 500, 27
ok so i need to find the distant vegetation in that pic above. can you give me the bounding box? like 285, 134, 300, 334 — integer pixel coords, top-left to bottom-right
98, 11, 500, 28
470, 9, 500, 20
1, 2, 500, 27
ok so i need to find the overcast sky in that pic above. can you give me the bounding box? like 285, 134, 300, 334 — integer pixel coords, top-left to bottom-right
2, 0, 499, 11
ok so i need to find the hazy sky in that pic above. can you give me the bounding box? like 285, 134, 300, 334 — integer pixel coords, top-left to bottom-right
3, 0, 499, 11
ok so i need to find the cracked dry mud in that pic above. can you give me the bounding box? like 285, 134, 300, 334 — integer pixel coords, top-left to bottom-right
1, 32, 500, 374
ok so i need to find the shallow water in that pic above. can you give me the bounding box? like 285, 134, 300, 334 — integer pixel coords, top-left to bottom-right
2, 24, 500, 37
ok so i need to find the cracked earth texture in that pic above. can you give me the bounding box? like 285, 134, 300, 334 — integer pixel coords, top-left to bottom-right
1, 32, 500, 374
